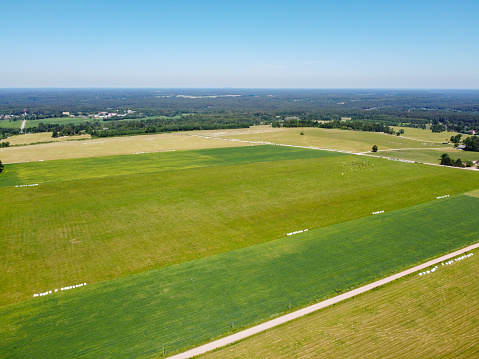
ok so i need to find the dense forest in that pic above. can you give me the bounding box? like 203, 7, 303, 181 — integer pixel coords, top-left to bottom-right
1, 89, 478, 141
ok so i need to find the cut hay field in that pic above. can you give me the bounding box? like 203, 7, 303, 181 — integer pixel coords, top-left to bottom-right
0, 132, 254, 163
198, 126, 451, 152
202, 250, 479, 359
370, 148, 479, 165
390, 126, 464, 143
1, 195, 478, 358
2, 146, 479, 306
3, 132, 91, 146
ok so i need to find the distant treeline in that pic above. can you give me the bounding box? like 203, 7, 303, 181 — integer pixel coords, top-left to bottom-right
272, 118, 396, 134
19, 114, 257, 138
2, 89, 479, 140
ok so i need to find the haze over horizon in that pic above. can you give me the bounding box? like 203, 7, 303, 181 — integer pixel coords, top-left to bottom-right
2, 0, 478, 89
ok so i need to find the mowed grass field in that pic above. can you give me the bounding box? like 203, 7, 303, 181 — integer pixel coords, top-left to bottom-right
2, 146, 479, 306
1, 194, 478, 358
0, 132, 254, 163
202, 248, 479, 359
2, 132, 91, 146
199, 126, 451, 152
370, 148, 479, 165
390, 126, 464, 143
0, 120, 23, 129
0, 145, 342, 186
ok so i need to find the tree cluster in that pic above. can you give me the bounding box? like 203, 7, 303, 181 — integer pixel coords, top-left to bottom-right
273, 118, 396, 135
463, 136, 479, 152
440, 153, 466, 167
450, 134, 462, 146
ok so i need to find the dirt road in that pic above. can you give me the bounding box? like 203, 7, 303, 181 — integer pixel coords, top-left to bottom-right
20, 119, 26, 133
167, 242, 479, 358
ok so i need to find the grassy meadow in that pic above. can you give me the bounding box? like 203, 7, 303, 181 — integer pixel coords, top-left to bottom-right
0, 145, 342, 186
201, 126, 452, 152
370, 148, 479, 165
25, 117, 92, 127
0, 120, 23, 129
1, 195, 478, 358
202, 248, 479, 359
2, 146, 479, 306
1, 132, 478, 359
390, 126, 464, 143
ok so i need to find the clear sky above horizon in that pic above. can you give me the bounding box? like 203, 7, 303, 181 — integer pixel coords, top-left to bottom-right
2, 0, 478, 88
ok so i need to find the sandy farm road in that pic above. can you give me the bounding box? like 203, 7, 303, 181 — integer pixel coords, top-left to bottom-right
20, 119, 27, 133
168, 242, 479, 359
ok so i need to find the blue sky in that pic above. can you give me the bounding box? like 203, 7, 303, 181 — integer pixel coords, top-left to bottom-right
2, 0, 478, 88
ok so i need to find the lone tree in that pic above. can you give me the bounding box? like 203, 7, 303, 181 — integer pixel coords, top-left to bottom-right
372, 145, 378, 152
0, 160, 4, 174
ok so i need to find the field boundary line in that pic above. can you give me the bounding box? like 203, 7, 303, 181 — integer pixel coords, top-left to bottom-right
167, 242, 479, 359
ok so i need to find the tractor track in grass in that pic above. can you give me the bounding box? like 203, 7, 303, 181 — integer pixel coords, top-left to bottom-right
168, 242, 479, 359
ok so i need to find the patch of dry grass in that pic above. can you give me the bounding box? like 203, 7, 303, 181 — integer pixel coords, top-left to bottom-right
207, 126, 450, 152
0, 133, 253, 163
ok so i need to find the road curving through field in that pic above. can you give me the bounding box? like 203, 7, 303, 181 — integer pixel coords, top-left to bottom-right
168, 242, 479, 359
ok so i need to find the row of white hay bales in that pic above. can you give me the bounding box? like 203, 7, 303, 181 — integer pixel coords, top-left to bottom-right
33, 283, 87, 298
287, 229, 308, 236
15, 184, 38, 187
419, 266, 438, 276
443, 252, 473, 265
436, 194, 450, 199
372, 210, 384, 215
419, 253, 474, 276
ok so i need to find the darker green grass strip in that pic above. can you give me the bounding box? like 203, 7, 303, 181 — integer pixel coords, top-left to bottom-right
0, 145, 346, 187
1, 195, 478, 358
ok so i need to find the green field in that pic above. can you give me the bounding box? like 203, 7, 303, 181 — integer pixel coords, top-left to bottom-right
0, 120, 22, 129
0, 145, 344, 187
2, 146, 479, 306
202, 249, 479, 359
370, 148, 479, 165
1, 141, 478, 358
25, 117, 92, 127
1, 195, 478, 358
